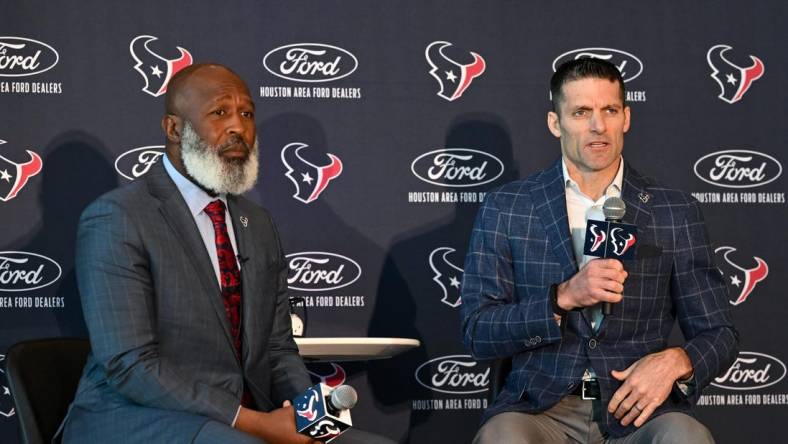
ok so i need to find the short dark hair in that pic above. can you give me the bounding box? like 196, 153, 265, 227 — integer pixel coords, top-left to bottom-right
550, 58, 625, 112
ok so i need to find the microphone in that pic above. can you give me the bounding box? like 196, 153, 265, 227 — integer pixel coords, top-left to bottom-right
236, 253, 250, 264
602, 196, 626, 223
329, 385, 358, 411
602, 197, 626, 315
293, 383, 357, 442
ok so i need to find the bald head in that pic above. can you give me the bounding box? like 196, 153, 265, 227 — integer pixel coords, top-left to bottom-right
164, 63, 248, 116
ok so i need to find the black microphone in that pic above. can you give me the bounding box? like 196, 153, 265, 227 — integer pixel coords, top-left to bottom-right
602, 197, 626, 315
293, 383, 357, 442
236, 253, 250, 264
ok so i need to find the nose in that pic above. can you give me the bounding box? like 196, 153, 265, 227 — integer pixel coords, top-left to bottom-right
589, 110, 606, 134
225, 112, 244, 136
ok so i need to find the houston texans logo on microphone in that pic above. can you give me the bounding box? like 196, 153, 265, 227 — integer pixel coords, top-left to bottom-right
588, 223, 607, 253
706, 44, 765, 104
281, 142, 343, 204
425, 41, 486, 101
0, 140, 43, 203
309, 420, 341, 440
428, 247, 464, 307
129, 35, 193, 97
295, 387, 322, 421
307, 363, 347, 388
715, 246, 768, 306
609, 227, 636, 256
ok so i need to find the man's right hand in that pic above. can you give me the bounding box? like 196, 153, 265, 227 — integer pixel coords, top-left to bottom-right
556, 258, 627, 311
236, 404, 320, 444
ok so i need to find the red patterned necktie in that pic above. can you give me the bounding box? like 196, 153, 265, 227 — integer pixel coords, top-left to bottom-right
204, 199, 253, 407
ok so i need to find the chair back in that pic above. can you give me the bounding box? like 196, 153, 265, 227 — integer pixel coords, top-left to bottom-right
5, 338, 90, 444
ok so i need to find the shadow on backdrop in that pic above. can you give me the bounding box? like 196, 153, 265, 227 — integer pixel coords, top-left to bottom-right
368, 113, 520, 442
17, 131, 119, 339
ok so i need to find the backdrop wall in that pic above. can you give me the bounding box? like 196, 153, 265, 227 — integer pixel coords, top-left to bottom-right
1, 1, 785, 442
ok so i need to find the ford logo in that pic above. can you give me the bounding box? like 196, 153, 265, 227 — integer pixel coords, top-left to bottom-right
0, 37, 59, 77
263, 43, 358, 83
694, 150, 781, 189
712, 351, 787, 391
0, 251, 62, 292
114, 145, 166, 180
286, 251, 361, 292
411, 148, 504, 188
552, 47, 643, 83
415, 355, 489, 394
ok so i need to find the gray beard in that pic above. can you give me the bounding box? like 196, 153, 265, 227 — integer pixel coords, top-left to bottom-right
180, 121, 259, 195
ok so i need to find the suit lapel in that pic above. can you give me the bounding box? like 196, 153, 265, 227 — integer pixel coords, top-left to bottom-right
226, 196, 260, 365
620, 162, 654, 229
529, 160, 593, 334
146, 162, 237, 354
529, 159, 578, 278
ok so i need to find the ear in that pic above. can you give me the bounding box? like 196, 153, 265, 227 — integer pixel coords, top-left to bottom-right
547, 111, 562, 138
162, 114, 182, 143
623, 105, 631, 134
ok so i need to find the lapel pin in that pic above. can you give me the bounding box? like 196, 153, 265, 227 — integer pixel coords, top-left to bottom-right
638, 192, 650, 203
239, 216, 248, 227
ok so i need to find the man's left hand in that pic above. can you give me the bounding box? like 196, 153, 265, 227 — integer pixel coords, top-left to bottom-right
608, 347, 693, 427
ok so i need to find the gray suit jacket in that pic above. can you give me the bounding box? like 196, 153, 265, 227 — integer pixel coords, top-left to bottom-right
62, 161, 311, 443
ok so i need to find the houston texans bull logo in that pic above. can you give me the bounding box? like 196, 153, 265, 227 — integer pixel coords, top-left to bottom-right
588, 223, 607, 253
609, 227, 636, 256
0, 140, 43, 202
295, 387, 321, 421
281, 142, 343, 204
429, 247, 464, 308
129, 35, 193, 97
425, 41, 486, 101
310, 419, 341, 440
706, 44, 764, 104
715, 246, 768, 306
306, 362, 346, 388
0, 355, 14, 418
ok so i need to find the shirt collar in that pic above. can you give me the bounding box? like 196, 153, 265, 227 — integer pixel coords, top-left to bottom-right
561, 156, 624, 198
162, 154, 227, 218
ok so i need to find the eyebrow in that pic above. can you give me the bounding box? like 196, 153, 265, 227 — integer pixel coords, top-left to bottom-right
211, 94, 255, 109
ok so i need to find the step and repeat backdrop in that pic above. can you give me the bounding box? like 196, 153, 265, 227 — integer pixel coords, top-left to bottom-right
0, 1, 785, 443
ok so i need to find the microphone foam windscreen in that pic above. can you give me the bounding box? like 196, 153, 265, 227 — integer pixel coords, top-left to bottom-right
603, 196, 626, 220
330, 385, 358, 410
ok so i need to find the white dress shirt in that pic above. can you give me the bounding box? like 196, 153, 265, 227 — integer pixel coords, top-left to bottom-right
162, 155, 241, 286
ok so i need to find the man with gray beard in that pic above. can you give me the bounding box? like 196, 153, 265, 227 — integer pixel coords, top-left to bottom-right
62, 64, 392, 444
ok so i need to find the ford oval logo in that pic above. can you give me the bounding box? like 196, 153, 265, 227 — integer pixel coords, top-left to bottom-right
114, 145, 166, 181
411, 148, 504, 188
0, 37, 59, 77
286, 251, 362, 292
694, 149, 781, 189
263, 43, 358, 83
552, 47, 643, 83
415, 354, 489, 394
712, 351, 787, 391
0, 251, 62, 292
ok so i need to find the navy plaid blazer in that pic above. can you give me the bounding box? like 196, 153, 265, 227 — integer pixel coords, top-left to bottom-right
460, 158, 738, 438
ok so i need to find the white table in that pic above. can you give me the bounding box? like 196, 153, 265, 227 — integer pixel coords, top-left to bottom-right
294, 337, 420, 362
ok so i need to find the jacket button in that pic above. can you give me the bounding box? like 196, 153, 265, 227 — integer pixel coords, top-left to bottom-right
535, 336, 542, 343
588, 338, 598, 349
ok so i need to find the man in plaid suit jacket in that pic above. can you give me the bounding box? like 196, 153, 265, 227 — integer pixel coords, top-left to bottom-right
461, 59, 737, 443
